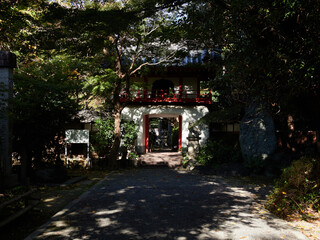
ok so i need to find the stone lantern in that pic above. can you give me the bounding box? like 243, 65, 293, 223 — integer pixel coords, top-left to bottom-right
187, 122, 201, 161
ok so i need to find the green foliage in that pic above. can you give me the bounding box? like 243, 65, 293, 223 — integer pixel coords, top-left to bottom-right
196, 140, 242, 167
244, 156, 266, 174
128, 151, 139, 161
85, 69, 118, 98
91, 118, 137, 157
266, 156, 320, 219
121, 120, 138, 148
182, 154, 190, 168
91, 118, 115, 157
182, 0, 320, 129
0, 0, 46, 51
12, 54, 82, 166
13, 55, 82, 124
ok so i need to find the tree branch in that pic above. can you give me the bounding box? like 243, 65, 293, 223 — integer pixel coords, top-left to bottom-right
129, 50, 176, 76
128, 37, 142, 72
128, 23, 160, 73
145, 25, 159, 37
114, 35, 126, 79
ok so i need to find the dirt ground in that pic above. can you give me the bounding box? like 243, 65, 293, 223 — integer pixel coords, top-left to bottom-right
0, 170, 109, 240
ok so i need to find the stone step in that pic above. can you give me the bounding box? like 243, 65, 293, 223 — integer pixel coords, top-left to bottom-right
140, 152, 183, 168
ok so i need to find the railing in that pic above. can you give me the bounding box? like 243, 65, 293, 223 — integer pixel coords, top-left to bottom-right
120, 89, 212, 104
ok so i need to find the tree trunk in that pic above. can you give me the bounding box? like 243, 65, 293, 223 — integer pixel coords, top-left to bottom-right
108, 81, 123, 169
108, 110, 121, 169
108, 45, 128, 169
20, 143, 31, 187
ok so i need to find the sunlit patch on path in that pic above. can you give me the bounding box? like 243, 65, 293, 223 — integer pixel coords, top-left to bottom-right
27, 168, 308, 240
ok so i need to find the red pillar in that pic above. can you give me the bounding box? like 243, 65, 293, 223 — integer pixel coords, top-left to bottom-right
197, 77, 201, 98
145, 115, 149, 153
178, 115, 182, 151
179, 77, 183, 99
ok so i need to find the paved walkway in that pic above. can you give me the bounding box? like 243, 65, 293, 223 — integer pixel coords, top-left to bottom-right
27, 168, 308, 240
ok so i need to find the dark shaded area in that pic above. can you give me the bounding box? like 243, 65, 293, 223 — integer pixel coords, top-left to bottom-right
151, 79, 175, 98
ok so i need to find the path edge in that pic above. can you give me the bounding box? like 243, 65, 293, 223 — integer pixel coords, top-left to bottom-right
24, 172, 113, 240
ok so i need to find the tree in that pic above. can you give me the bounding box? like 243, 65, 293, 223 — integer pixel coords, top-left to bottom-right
0, 0, 49, 56
181, 0, 320, 128
43, 0, 182, 168
12, 54, 83, 179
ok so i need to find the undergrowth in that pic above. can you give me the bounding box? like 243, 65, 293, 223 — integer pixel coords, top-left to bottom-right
196, 140, 242, 167
266, 156, 320, 220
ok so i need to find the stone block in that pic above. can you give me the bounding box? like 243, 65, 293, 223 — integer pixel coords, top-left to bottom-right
239, 101, 277, 162
0, 51, 17, 68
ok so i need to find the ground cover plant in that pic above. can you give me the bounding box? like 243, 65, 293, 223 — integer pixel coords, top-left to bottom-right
266, 156, 320, 220
196, 140, 242, 167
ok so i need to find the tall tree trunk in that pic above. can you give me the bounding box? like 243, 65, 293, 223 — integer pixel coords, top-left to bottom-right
108, 110, 121, 169
108, 41, 128, 169
108, 84, 123, 169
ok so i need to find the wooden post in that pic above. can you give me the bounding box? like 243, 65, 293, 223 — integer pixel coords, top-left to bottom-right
179, 115, 182, 151
145, 115, 149, 153
87, 141, 90, 167
65, 144, 68, 166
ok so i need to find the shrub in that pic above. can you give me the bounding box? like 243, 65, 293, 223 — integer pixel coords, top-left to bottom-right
91, 118, 137, 157
128, 151, 139, 161
266, 156, 320, 219
91, 118, 114, 157
121, 120, 138, 148
196, 140, 242, 166
244, 155, 266, 174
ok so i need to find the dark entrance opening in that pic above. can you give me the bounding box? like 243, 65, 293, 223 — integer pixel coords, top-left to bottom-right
151, 79, 174, 98
148, 117, 179, 152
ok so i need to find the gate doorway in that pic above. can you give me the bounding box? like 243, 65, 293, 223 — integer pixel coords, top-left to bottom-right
145, 115, 182, 152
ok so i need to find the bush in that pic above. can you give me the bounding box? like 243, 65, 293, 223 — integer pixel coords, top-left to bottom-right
244, 155, 266, 174
121, 120, 138, 148
91, 118, 115, 157
91, 118, 137, 158
196, 140, 242, 167
266, 156, 320, 219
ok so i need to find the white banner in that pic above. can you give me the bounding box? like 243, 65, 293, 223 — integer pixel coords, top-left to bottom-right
65, 129, 89, 144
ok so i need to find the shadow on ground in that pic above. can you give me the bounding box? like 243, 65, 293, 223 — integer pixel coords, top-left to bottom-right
32, 167, 307, 240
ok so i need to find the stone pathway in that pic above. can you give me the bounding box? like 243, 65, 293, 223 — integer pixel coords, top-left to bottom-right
26, 168, 308, 240
140, 152, 183, 167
